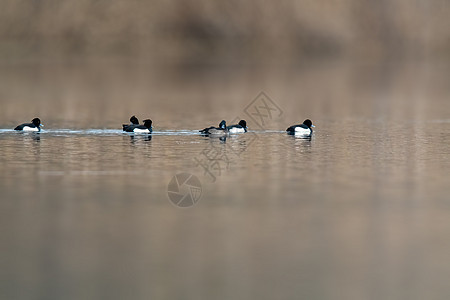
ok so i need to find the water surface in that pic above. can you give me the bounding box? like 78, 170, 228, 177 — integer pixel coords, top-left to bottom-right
1, 61, 450, 300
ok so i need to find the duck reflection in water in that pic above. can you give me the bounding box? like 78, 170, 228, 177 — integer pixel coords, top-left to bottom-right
129, 134, 152, 143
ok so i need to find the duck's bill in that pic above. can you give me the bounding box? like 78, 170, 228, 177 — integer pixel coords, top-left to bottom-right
40, 124, 44, 127
311, 125, 315, 128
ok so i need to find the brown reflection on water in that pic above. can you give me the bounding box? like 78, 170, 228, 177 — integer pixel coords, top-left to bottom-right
1, 61, 450, 300
1, 60, 450, 129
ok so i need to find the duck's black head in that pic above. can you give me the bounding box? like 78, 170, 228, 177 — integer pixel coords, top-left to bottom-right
219, 120, 226, 129
31, 118, 41, 126
143, 119, 153, 128
130, 115, 139, 125
238, 120, 247, 128
302, 119, 313, 128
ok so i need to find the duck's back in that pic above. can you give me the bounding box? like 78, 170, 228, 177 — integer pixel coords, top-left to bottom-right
200, 126, 215, 134
15, 123, 37, 131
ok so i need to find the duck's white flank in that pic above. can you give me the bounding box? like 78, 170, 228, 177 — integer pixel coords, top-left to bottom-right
228, 127, 245, 134
294, 127, 311, 135
133, 128, 150, 133
22, 126, 39, 132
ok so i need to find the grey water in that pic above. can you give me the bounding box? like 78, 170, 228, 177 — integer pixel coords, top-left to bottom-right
1, 61, 450, 300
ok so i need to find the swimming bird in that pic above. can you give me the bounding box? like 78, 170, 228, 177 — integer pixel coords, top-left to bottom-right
14, 118, 44, 132
227, 120, 247, 133
200, 120, 228, 135
286, 119, 314, 137
124, 119, 153, 133
122, 115, 140, 131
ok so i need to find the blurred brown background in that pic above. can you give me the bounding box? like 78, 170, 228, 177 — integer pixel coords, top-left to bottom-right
2, 3, 450, 300
2, 0, 450, 129
1, 0, 449, 63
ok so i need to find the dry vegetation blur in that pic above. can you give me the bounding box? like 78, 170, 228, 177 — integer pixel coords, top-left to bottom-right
1, 0, 449, 64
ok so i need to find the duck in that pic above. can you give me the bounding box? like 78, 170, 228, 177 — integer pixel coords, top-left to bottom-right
286, 119, 314, 137
227, 120, 247, 133
14, 118, 44, 132
124, 119, 153, 133
122, 115, 139, 131
199, 120, 228, 135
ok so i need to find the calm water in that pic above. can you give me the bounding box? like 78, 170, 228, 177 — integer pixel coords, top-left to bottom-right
1, 61, 450, 299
